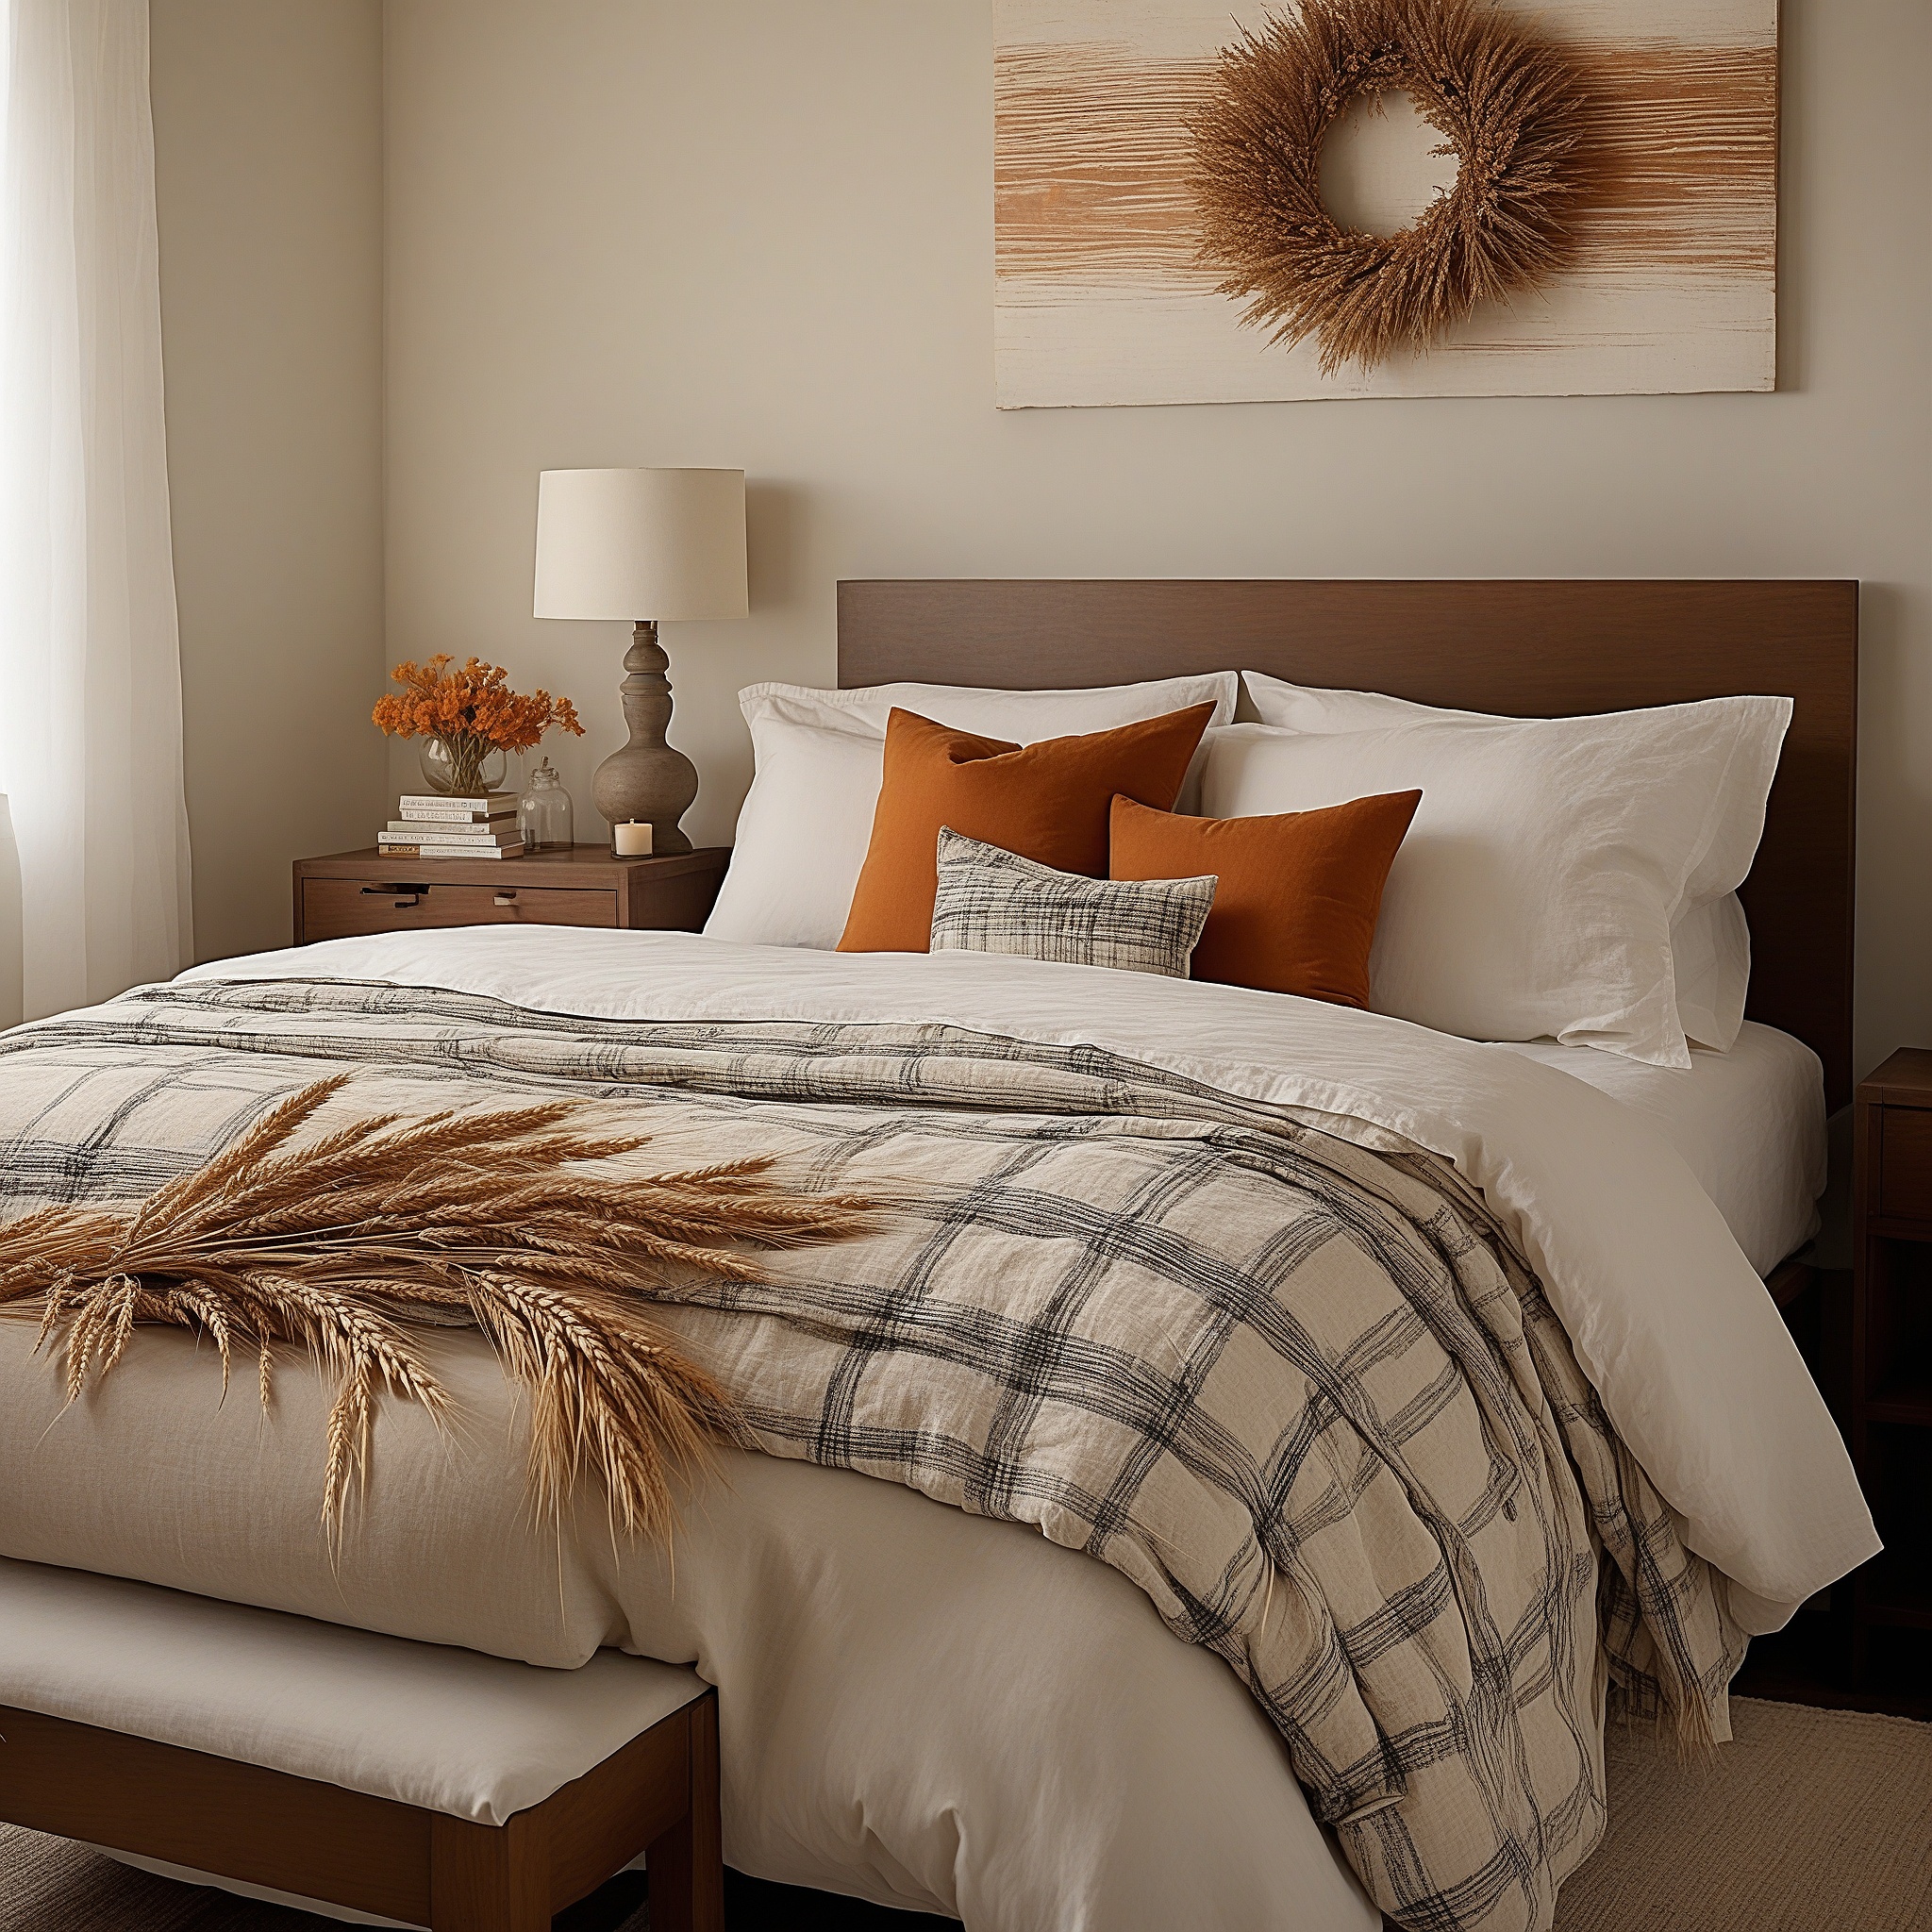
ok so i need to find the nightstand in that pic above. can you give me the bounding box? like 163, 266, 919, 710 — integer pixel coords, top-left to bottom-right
1851, 1048, 1932, 1682
292, 845, 730, 944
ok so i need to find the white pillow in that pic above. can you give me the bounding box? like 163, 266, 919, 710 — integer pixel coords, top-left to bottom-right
1669, 891, 1751, 1054
1202, 696, 1792, 1068
1241, 674, 1773, 1052
705, 674, 1240, 949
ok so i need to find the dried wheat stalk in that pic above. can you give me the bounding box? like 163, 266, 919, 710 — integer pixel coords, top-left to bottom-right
0, 1075, 872, 1542
1191, 0, 1587, 375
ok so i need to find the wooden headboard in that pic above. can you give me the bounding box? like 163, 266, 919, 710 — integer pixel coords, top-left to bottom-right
838, 579, 1859, 1110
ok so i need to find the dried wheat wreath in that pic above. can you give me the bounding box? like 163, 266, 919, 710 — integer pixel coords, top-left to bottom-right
1191, 0, 1587, 375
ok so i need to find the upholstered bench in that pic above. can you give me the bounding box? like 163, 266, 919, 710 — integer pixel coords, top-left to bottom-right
0, 1556, 723, 1931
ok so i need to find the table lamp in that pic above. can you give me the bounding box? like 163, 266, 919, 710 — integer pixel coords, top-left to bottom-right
533, 466, 747, 855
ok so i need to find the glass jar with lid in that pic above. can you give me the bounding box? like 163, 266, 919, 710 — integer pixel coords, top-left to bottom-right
517, 758, 574, 852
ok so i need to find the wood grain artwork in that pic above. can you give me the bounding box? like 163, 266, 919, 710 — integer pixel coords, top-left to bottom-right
993, 0, 1778, 407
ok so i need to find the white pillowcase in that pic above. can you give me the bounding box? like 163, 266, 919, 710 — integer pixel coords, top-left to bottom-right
1241, 674, 1769, 1052
705, 674, 1240, 950
1667, 891, 1751, 1054
1204, 693, 1792, 1068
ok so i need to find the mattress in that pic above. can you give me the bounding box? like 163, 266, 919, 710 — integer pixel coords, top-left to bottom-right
1495, 1022, 1826, 1277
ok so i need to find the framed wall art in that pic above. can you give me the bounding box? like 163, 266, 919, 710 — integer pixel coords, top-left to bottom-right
993, 0, 1778, 408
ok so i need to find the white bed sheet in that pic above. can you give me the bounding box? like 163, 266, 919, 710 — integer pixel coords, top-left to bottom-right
1495, 1024, 1826, 1278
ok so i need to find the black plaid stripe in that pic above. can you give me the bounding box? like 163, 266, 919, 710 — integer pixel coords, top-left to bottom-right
927, 826, 1214, 976
0, 977, 1748, 1932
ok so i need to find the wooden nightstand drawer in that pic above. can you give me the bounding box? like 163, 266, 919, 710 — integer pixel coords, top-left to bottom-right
1878, 1107, 1932, 1224
291, 845, 730, 944
301, 878, 618, 942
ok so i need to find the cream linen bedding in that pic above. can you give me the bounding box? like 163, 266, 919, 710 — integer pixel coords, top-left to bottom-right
0, 1372, 1373, 1930
0, 931, 1876, 1932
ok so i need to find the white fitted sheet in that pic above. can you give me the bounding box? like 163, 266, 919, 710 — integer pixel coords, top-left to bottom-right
1494, 1023, 1826, 1277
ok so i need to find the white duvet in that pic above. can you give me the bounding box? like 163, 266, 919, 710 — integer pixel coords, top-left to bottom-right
174, 925, 1874, 1619
6, 928, 1877, 1930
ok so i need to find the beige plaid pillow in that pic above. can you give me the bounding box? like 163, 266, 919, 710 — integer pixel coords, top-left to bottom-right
928, 827, 1216, 978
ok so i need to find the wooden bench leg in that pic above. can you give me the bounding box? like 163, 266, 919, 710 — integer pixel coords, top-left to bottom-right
645, 1690, 724, 1932
430, 1807, 552, 1932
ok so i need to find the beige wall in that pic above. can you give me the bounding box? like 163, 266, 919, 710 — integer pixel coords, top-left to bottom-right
151, 0, 387, 964
387, 3, 1925, 1074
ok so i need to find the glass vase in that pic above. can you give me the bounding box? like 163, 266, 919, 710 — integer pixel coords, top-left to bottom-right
518, 758, 575, 852
418, 737, 508, 799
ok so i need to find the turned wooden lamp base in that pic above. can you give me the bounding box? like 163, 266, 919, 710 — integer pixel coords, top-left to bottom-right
592, 620, 698, 857
532, 466, 747, 851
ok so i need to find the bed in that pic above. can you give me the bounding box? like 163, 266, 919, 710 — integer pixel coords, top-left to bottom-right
0, 579, 1875, 1932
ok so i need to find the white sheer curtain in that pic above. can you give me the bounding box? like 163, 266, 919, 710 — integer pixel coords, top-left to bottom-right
0, 0, 191, 1024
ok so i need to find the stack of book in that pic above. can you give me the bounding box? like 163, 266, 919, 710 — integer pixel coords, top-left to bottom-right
377, 791, 525, 859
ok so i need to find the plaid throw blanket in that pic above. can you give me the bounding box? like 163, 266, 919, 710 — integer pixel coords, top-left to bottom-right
0, 977, 1746, 1932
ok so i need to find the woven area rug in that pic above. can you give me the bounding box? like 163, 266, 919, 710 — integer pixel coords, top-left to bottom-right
1553, 1696, 1932, 1931
3, 1698, 1928, 1930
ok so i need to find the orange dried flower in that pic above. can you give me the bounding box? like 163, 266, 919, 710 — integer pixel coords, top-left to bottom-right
373, 656, 585, 794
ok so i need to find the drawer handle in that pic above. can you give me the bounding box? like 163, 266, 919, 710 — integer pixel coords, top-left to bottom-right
494, 892, 518, 908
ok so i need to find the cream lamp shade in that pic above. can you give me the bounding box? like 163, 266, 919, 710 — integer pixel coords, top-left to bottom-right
533, 468, 747, 623
531, 466, 748, 857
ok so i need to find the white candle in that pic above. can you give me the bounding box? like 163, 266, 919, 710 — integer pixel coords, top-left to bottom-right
613, 821, 654, 857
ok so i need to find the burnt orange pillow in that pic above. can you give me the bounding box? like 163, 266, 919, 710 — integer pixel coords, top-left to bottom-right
1109, 790, 1422, 1008
839, 704, 1217, 954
